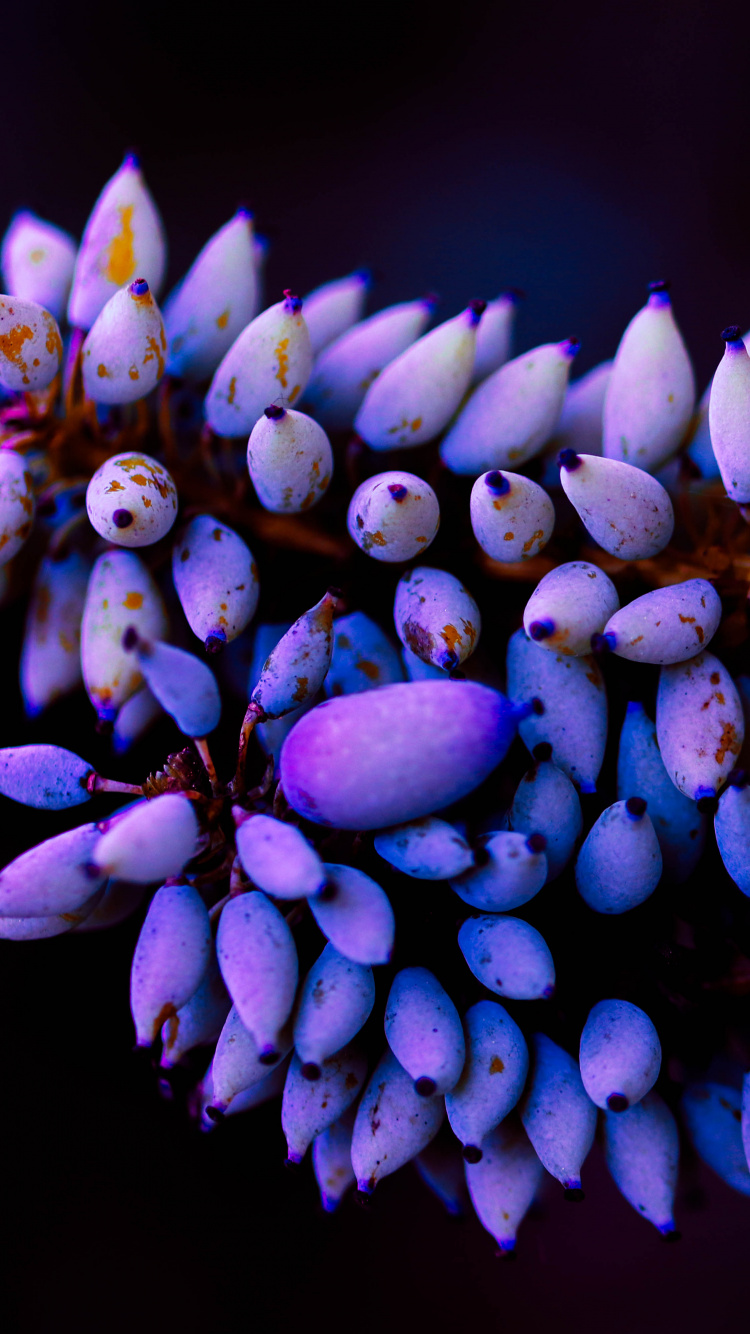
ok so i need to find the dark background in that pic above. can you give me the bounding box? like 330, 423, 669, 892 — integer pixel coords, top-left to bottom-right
3, 2, 750, 1331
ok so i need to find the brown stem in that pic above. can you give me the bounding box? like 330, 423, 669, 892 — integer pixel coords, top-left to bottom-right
194, 736, 222, 796
63, 329, 86, 415
87, 773, 144, 796
246, 755, 275, 804
230, 855, 249, 897
158, 377, 178, 466
229, 701, 265, 799
272, 781, 288, 820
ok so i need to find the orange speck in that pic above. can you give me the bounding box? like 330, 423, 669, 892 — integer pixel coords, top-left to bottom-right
216, 309, 230, 329
0, 322, 33, 383
104, 204, 136, 286
489, 1056, 505, 1074
129, 366, 140, 380
411, 417, 422, 431
227, 376, 237, 405
274, 338, 290, 388
43, 312, 62, 363
123, 592, 144, 610
97, 363, 109, 378
105, 479, 125, 492
504, 531, 514, 541
289, 384, 301, 403
130, 474, 149, 486
142, 334, 165, 380
143, 497, 152, 507
442, 624, 463, 653
357, 659, 380, 681
522, 529, 544, 554
58, 631, 74, 652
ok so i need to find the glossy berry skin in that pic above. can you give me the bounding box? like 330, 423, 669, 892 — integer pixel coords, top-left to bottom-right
82, 280, 167, 405
81, 550, 168, 722
325, 611, 404, 697
441, 338, 578, 476
374, 816, 474, 880
0, 294, 63, 391
384, 967, 466, 1095
0, 449, 35, 565
393, 566, 480, 671
579, 999, 661, 1111
130, 638, 222, 737
235, 814, 325, 899
247, 406, 332, 513
520, 1033, 597, 1193
575, 799, 662, 914
293, 943, 375, 1071
311, 864, 395, 965
0, 744, 92, 809
20, 550, 89, 717
502, 754, 582, 880
216, 891, 299, 1062
86, 451, 177, 547
415, 1138, 471, 1217
0, 822, 106, 917
682, 1083, 750, 1197
209, 1005, 292, 1114
347, 471, 440, 563
163, 209, 257, 381
617, 702, 705, 883
656, 650, 743, 801
471, 291, 519, 384
0, 888, 105, 940
603, 1092, 680, 1235
458, 914, 555, 1000
708, 330, 750, 504
601, 579, 721, 664
450, 831, 547, 912
159, 952, 230, 1068
112, 686, 162, 754
470, 469, 554, 564
445, 1001, 529, 1157
312, 1107, 357, 1211
1, 211, 76, 321
205, 293, 312, 438
464, 1118, 544, 1255
559, 452, 674, 559
506, 628, 607, 794
523, 561, 619, 656
251, 591, 334, 719
305, 297, 432, 431
551, 360, 612, 460
172, 515, 259, 650
130, 882, 211, 1047
67, 155, 166, 330
352, 1047, 445, 1194
355, 304, 482, 450
282, 1043, 367, 1163
92, 794, 199, 883
280, 681, 520, 829
714, 780, 750, 895
603, 287, 695, 473
302, 270, 370, 356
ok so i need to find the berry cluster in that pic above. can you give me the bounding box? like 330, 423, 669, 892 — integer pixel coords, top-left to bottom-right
1, 153, 750, 1257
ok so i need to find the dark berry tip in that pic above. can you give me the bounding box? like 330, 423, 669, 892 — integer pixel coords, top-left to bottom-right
440, 650, 460, 671
468, 299, 487, 324
532, 741, 553, 761
301, 1062, 321, 1082
661, 1228, 682, 1244
607, 1093, 629, 1112
564, 1186, 585, 1202
129, 278, 149, 296
625, 797, 647, 819
463, 1144, 483, 1163
722, 325, 743, 344
562, 337, 581, 358
258, 1047, 280, 1066
526, 833, 547, 855
318, 881, 337, 902
502, 287, 525, 303
531, 697, 545, 716
648, 279, 670, 294
205, 629, 227, 654
414, 1076, 437, 1097
235, 203, 254, 219
387, 483, 408, 501
696, 790, 718, 814
591, 631, 616, 655
529, 618, 554, 642
283, 289, 303, 313
422, 291, 440, 311
123, 149, 141, 170
484, 470, 510, 496
112, 508, 134, 528
121, 626, 139, 651
264, 404, 286, 420
205, 1105, 224, 1123
558, 448, 581, 472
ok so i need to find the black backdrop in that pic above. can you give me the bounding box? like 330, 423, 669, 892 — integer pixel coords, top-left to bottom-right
3, 3, 750, 1331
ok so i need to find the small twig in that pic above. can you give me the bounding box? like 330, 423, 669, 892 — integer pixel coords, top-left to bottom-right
230, 855, 249, 897
246, 755, 275, 804
194, 736, 222, 796
87, 773, 144, 797
228, 701, 264, 799
272, 781, 288, 820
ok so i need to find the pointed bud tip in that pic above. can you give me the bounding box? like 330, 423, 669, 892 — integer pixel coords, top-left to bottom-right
235, 203, 254, 220
558, 448, 582, 472
562, 337, 581, 358
283, 289, 303, 314
591, 631, 616, 655
529, 619, 554, 642
205, 630, 227, 654
484, 470, 510, 496
123, 149, 141, 170
468, 299, 487, 325
463, 1144, 483, 1163
501, 287, 525, 304
722, 325, 744, 345
625, 797, 647, 820
607, 1093, 629, 1112
532, 741, 553, 761
526, 833, 547, 855
648, 279, 670, 295
422, 292, 440, 311
414, 1076, 437, 1097
354, 267, 372, 286
264, 404, 286, 420
129, 278, 149, 297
